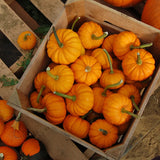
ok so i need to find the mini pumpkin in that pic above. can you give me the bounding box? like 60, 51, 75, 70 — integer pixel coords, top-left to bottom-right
0, 100, 14, 122
1, 112, 28, 147
0, 146, 18, 160
54, 83, 94, 116
0, 118, 4, 137
17, 31, 37, 50
89, 119, 118, 149
100, 49, 125, 89
46, 64, 74, 93
71, 55, 102, 86
102, 93, 138, 126
28, 93, 66, 125
47, 27, 82, 64
78, 21, 108, 49
21, 138, 50, 160
122, 49, 155, 81
63, 114, 90, 139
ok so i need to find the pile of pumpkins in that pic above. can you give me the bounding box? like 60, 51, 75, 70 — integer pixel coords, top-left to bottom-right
27, 18, 155, 149
0, 100, 51, 160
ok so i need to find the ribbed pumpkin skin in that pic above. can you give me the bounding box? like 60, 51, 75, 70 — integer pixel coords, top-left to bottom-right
46, 65, 74, 93
63, 115, 90, 139
0, 146, 18, 160
1, 120, 28, 147
89, 119, 118, 149
141, 0, 160, 29
42, 93, 66, 125
0, 100, 14, 122
91, 48, 113, 70
122, 49, 155, 81
103, 0, 144, 8
34, 72, 51, 96
0, 118, 4, 137
21, 138, 40, 156
66, 83, 94, 116
78, 21, 104, 49
47, 29, 82, 64
113, 31, 141, 60
71, 55, 102, 86
17, 31, 37, 50
30, 91, 44, 109
102, 93, 133, 125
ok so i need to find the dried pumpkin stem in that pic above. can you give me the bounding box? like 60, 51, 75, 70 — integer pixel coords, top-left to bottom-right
52, 26, 63, 48
91, 32, 108, 40
24, 33, 31, 41
11, 112, 21, 130
37, 85, 45, 103
130, 42, 153, 50
136, 52, 142, 65
85, 66, 91, 72
102, 79, 123, 96
46, 67, 59, 80
103, 49, 114, 74
121, 108, 139, 118
53, 91, 76, 101
0, 153, 4, 160
130, 95, 140, 111
27, 107, 47, 113
71, 17, 80, 30
99, 128, 108, 135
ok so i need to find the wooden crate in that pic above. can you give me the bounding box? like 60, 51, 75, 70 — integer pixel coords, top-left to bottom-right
7, 0, 160, 160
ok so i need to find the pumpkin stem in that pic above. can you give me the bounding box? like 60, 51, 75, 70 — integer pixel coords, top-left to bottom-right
102, 79, 123, 96
71, 17, 80, 30
0, 153, 4, 160
53, 91, 76, 101
130, 42, 153, 50
103, 49, 114, 74
99, 128, 108, 135
24, 33, 31, 41
91, 32, 108, 40
136, 52, 142, 65
37, 85, 45, 103
46, 67, 59, 80
27, 107, 47, 113
52, 26, 63, 48
130, 95, 140, 111
85, 66, 91, 72
121, 108, 139, 118
11, 112, 21, 130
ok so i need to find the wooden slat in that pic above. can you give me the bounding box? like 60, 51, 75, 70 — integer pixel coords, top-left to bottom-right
30, 0, 64, 23
0, 59, 18, 100
0, 0, 40, 56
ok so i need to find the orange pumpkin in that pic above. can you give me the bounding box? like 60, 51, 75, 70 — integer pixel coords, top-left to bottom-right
78, 21, 108, 49
102, 34, 117, 58
118, 84, 141, 111
102, 93, 138, 126
0, 118, 4, 137
47, 27, 82, 64
1, 112, 28, 147
28, 93, 66, 125
0, 100, 14, 122
122, 49, 155, 81
0, 146, 18, 160
54, 83, 94, 116
30, 91, 44, 109
100, 49, 125, 89
17, 31, 37, 50
71, 55, 102, 86
34, 72, 51, 96
89, 119, 118, 149
91, 48, 113, 70
63, 114, 90, 139
141, 0, 160, 29
46, 65, 74, 93
113, 31, 141, 60
103, 0, 144, 8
